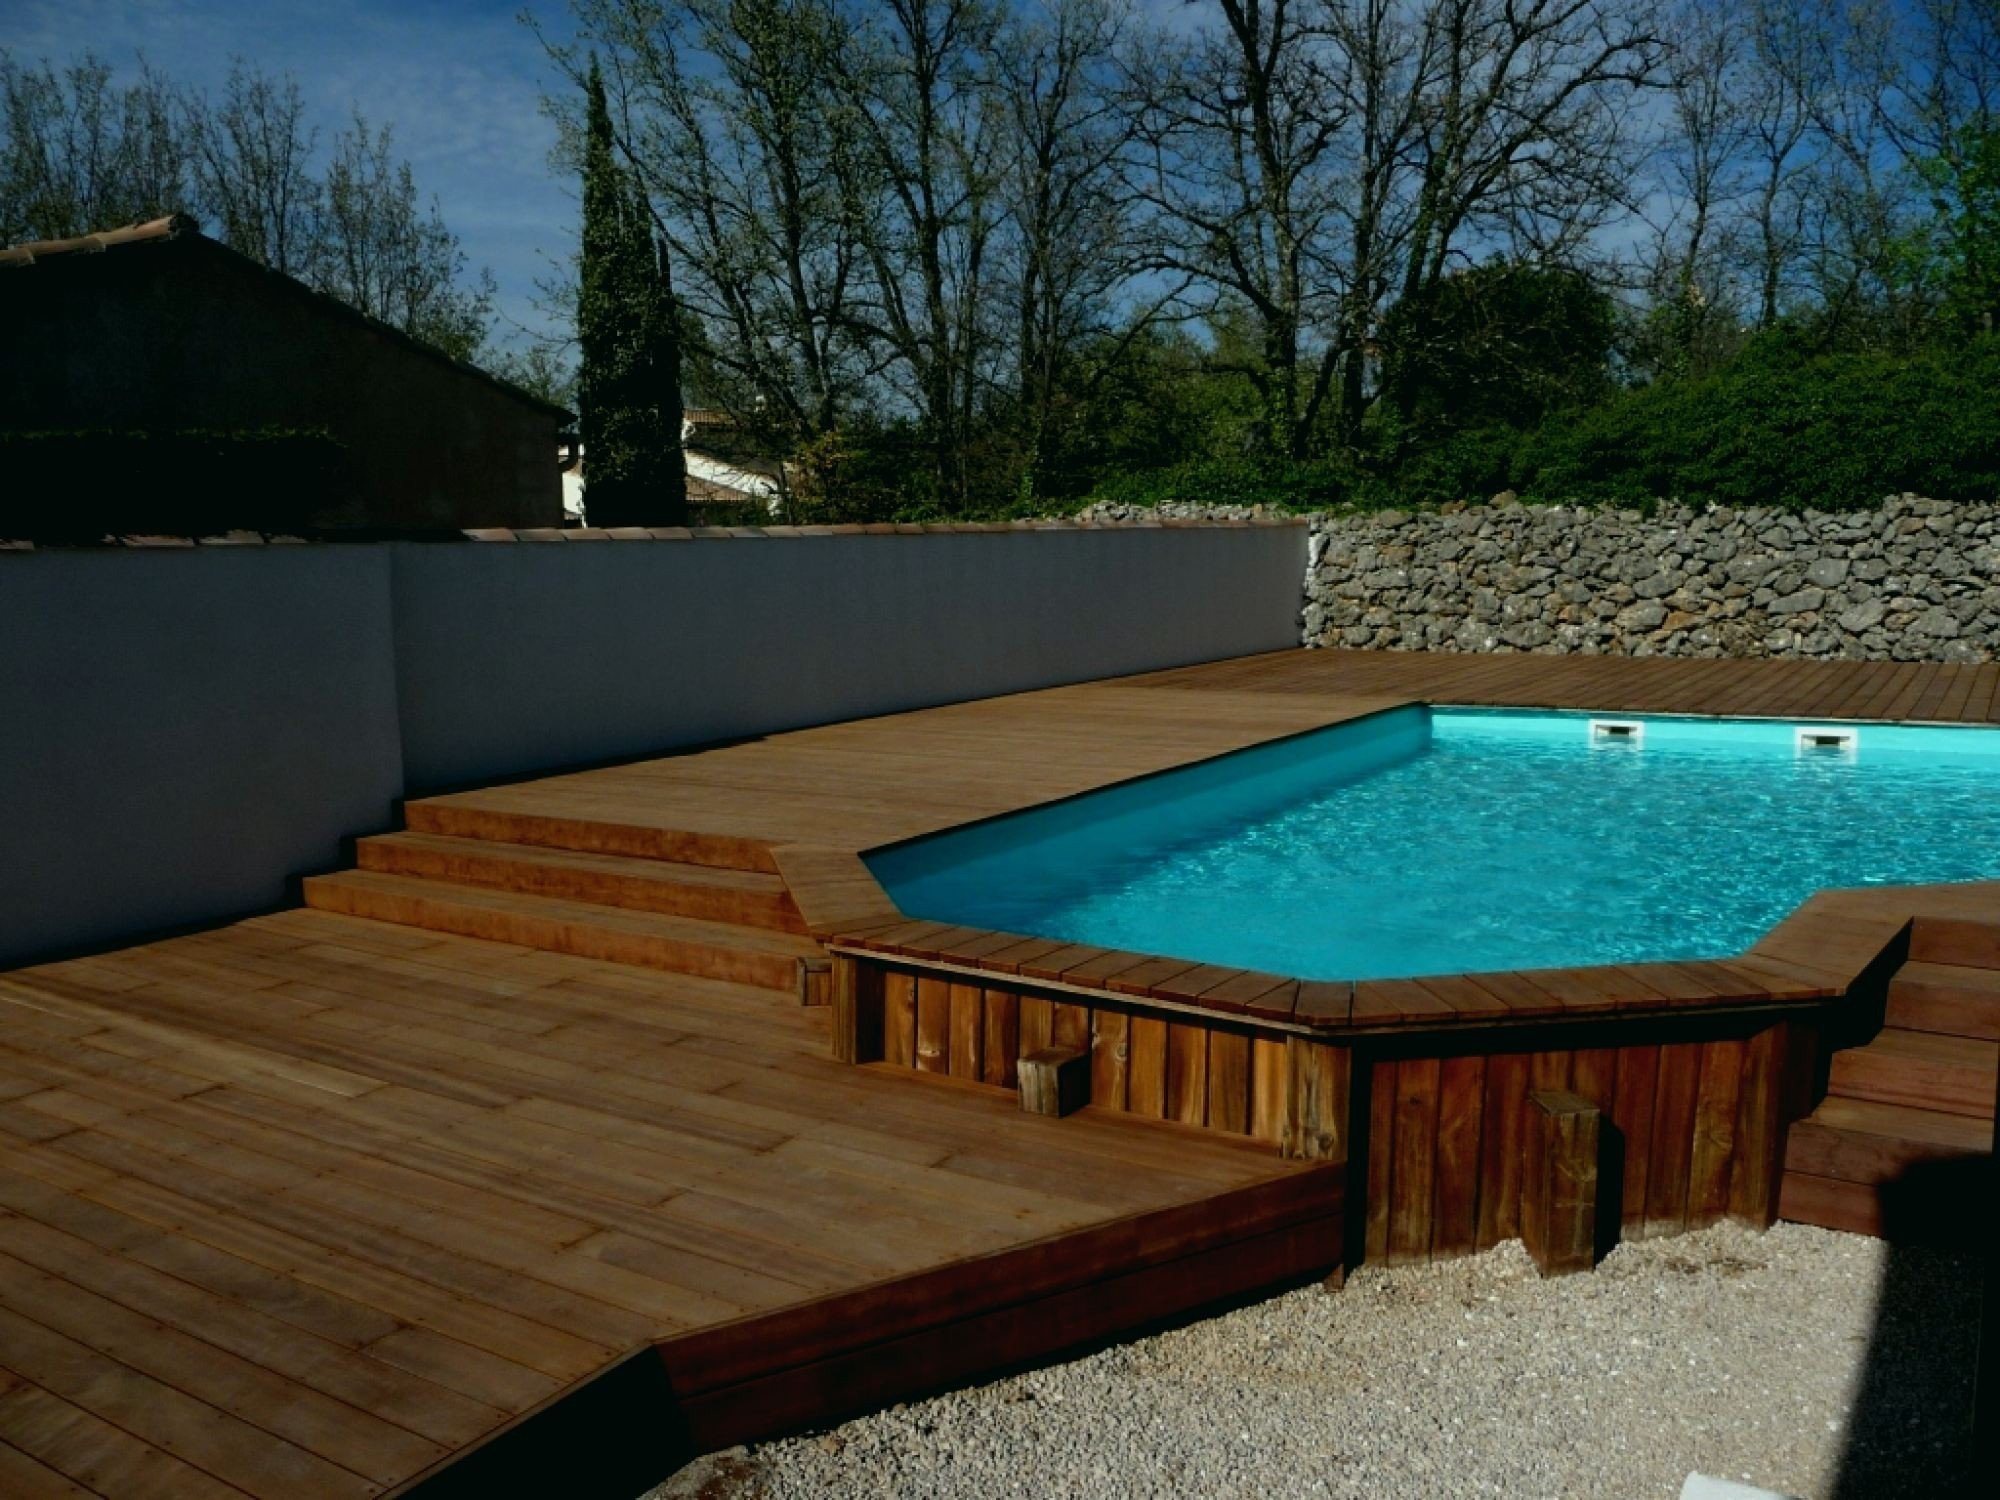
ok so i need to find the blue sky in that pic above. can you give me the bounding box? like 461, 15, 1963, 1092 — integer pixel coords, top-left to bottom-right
0, 1, 1225, 355
3, 0, 580, 351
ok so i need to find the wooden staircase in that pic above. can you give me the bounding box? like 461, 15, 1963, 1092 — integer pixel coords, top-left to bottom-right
303, 827, 830, 1001
1780, 918, 1999, 1241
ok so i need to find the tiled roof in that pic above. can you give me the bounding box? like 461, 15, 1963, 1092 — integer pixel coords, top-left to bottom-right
0, 213, 193, 267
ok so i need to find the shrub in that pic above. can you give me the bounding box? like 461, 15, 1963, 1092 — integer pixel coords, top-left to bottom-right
1515, 332, 2000, 509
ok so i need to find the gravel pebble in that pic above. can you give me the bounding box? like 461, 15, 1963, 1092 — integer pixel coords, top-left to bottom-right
647, 1222, 1977, 1499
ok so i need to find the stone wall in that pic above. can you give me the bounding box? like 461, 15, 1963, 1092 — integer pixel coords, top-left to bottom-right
1080, 495, 2000, 662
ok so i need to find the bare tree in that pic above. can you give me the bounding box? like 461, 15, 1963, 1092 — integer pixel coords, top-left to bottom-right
0, 51, 186, 241
1731, 0, 1818, 329
2, 51, 498, 360
832, 0, 1010, 506
318, 114, 496, 360
1123, 1, 1659, 455
996, 0, 1148, 492
183, 60, 319, 276
1122, 0, 1355, 459
1635, 0, 1752, 373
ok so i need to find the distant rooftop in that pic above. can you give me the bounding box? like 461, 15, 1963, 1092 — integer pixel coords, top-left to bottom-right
0, 214, 571, 421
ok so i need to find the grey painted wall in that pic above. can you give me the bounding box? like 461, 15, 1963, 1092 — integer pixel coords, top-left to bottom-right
0, 547, 405, 967
2, 525, 1305, 966
391, 527, 1306, 791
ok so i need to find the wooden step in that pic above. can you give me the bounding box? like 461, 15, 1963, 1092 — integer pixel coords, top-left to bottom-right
1778, 1171, 1887, 1238
1825, 1026, 1999, 1119
1780, 1153, 1992, 1245
1907, 916, 2000, 969
1783, 1096, 1992, 1184
302, 870, 823, 994
356, 832, 806, 934
403, 798, 777, 873
1885, 960, 2000, 1041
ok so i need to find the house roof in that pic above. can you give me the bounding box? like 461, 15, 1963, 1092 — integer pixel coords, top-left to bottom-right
0, 214, 573, 420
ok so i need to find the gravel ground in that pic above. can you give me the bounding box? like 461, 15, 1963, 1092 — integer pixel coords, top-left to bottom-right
649, 1222, 1979, 1500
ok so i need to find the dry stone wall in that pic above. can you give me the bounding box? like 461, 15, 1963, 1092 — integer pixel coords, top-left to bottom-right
1080, 495, 2000, 663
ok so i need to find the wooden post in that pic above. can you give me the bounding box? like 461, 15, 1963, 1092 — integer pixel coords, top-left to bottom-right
1019, 1047, 1090, 1117
1283, 1038, 1350, 1162
831, 954, 883, 1064
1522, 1089, 1600, 1277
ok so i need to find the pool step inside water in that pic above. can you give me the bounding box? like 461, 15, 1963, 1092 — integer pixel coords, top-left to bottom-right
1780, 926, 2000, 1241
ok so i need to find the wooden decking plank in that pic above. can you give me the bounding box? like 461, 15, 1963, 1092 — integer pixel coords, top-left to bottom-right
0, 1433, 99, 1500
0, 1299, 369, 1498
0, 1244, 446, 1484
0, 1376, 253, 1499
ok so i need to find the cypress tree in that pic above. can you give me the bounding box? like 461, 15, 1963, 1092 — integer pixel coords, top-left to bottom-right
577, 60, 685, 526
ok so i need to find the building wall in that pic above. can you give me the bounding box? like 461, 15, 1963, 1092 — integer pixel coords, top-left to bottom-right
0, 524, 1307, 966
0, 547, 406, 967
0, 241, 563, 531
391, 526, 1307, 791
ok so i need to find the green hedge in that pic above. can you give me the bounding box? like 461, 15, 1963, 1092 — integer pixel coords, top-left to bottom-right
1070, 333, 2000, 516
0, 428, 351, 540
1512, 334, 2000, 510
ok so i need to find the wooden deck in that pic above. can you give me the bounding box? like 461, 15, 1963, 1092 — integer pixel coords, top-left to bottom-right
410, 648, 2000, 867
7, 648, 2000, 1496
0, 912, 1336, 1498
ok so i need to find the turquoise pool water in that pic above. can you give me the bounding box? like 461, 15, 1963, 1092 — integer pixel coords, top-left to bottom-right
866, 706, 2000, 981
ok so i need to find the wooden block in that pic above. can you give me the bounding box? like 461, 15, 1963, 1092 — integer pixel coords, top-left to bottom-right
1018, 1047, 1090, 1118
915, 977, 951, 1075
1091, 1008, 1130, 1112
981, 987, 1019, 1089
1283, 1039, 1350, 1163
1207, 1030, 1251, 1135
830, 955, 882, 1064
947, 982, 983, 1082
1127, 1015, 1168, 1119
1522, 1089, 1601, 1277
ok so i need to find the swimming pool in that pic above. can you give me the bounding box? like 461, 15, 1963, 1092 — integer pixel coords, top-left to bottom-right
866, 705, 2000, 981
